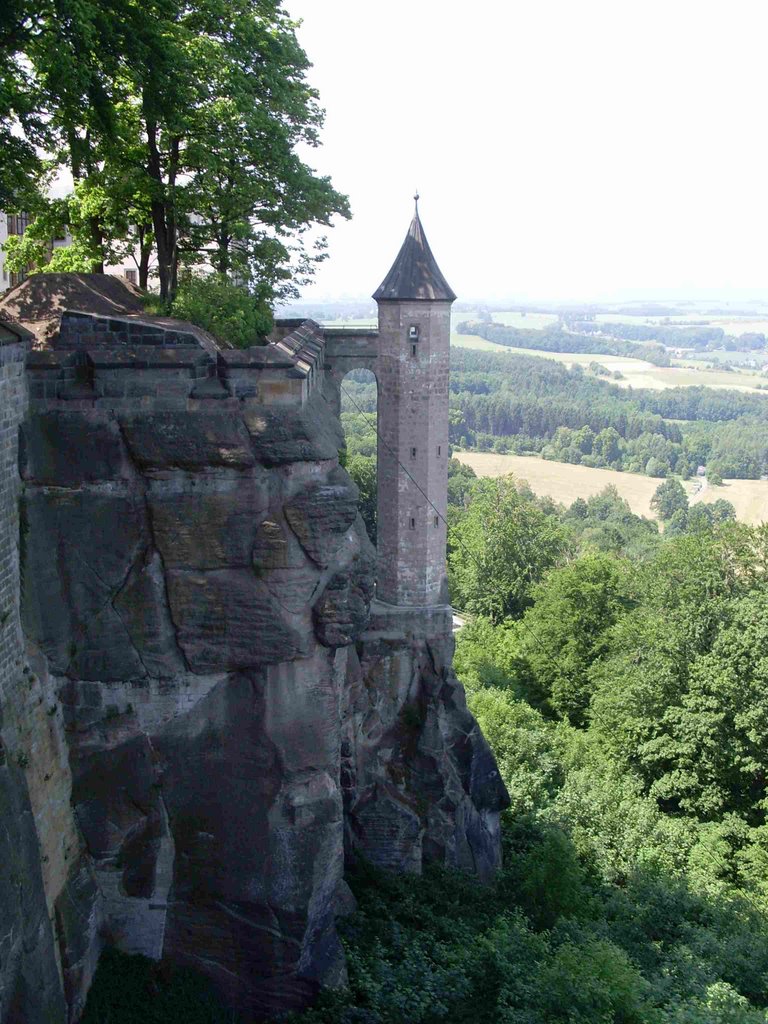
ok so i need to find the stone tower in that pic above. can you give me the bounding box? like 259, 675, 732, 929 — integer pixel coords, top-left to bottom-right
373, 199, 456, 606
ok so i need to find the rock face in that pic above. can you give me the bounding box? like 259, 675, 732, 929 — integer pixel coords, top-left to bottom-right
3, 310, 508, 1023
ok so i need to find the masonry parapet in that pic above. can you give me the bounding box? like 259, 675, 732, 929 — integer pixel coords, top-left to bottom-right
26, 313, 327, 411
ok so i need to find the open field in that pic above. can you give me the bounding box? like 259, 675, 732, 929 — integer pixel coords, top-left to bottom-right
453, 451, 768, 525
450, 332, 766, 393
451, 330, 511, 352
491, 311, 559, 330
680, 348, 768, 367
694, 479, 768, 525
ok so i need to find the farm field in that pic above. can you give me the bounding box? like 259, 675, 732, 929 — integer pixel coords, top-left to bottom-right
453, 451, 768, 525
694, 479, 768, 526
450, 332, 766, 393
450, 330, 510, 352
491, 311, 559, 330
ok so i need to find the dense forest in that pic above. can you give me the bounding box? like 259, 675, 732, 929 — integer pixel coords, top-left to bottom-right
82, 480, 768, 1023
340, 351, 768, 481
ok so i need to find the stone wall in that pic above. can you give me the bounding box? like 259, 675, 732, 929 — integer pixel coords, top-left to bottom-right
0, 336, 71, 1024
4, 312, 507, 1022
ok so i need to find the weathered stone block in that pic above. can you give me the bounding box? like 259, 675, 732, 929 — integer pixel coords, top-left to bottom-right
166, 569, 308, 672
121, 411, 254, 470
284, 469, 359, 568
22, 490, 146, 677
113, 551, 185, 677
148, 472, 270, 569
243, 392, 343, 465
252, 516, 305, 570
20, 410, 131, 486
314, 552, 374, 648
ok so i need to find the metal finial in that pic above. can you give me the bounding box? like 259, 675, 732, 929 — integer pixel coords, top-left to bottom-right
414, 190, 420, 210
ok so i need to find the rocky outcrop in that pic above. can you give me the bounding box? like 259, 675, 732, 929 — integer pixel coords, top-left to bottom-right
4, 308, 508, 1023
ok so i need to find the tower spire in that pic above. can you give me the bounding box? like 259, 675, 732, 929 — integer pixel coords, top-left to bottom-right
372, 203, 455, 303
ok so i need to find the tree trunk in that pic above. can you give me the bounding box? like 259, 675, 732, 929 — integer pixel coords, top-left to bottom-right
89, 215, 104, 273
138, 224, 152, 289
144, 118, 177, 303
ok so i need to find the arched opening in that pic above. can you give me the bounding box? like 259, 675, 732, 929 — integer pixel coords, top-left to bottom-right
339, 367, 378, 546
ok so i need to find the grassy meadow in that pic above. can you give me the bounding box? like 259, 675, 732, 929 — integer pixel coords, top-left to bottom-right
454, 451, 767, 525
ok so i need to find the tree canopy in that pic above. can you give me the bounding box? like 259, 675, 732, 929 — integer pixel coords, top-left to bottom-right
1, 0, 349, 308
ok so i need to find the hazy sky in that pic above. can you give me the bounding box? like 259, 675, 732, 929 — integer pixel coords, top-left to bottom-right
287, 0, 768, 305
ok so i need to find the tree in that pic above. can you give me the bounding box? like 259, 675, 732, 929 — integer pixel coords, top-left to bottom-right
645, 456, 669, 478
513, 555, 632, 726
651, 478, 688, 521
687, 504, 714, 532
2, 0, 349, 303
710, 499, 736, 523
448, 475, 568, 622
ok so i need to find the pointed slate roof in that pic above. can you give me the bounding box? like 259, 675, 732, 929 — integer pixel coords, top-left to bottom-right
373, 201, 456, 302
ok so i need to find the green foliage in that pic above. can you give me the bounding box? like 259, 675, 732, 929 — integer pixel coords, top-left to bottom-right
512, 555, 634, 725
651, 478, 689, 521
81, 947, 226, 1023
448, 475, 568, 622
167, 273, 272, 348
346, 454, 377, 545
2, 0, 349, 301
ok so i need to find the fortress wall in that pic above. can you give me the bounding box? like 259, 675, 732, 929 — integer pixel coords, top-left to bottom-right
27, 313, 327, 409
0, 338, 26, 695
0, 335, 71, 1024
0, 308, 507, 1021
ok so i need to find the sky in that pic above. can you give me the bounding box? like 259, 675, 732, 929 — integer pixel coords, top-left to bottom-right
286, 0, 768, 306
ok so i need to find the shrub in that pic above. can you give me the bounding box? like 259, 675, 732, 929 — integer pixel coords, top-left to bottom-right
168, 274, 272, 348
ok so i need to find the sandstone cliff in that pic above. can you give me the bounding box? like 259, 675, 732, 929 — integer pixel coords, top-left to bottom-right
0, 292, 508, 1022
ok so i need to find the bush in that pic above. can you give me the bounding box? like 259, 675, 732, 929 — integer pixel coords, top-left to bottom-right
168, 274, 272, 348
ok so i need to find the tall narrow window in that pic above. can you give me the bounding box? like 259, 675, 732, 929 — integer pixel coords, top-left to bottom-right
411, 447, 417, 459
437, 445, 441, 456
411, 344, 417, 358
409, 517, 416, 530
434, 515, 439, 527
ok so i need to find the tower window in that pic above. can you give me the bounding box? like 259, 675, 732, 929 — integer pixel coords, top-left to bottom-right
411, 447, 417, 459
408, 325, 420, 341
437, 445, 441, 456
411, 344, 417, 358
409, 517, 416, 530
434, 515, 439, 528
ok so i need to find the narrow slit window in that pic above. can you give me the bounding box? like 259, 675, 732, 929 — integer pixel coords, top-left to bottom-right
409, 517, 416, 530
411, 344, 417, 358
411, 447, 417, 459
437, 445, 441, 456
434, 515, 439, 527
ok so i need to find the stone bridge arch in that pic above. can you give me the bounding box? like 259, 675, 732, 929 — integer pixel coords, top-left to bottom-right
322, 328, 379, 417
